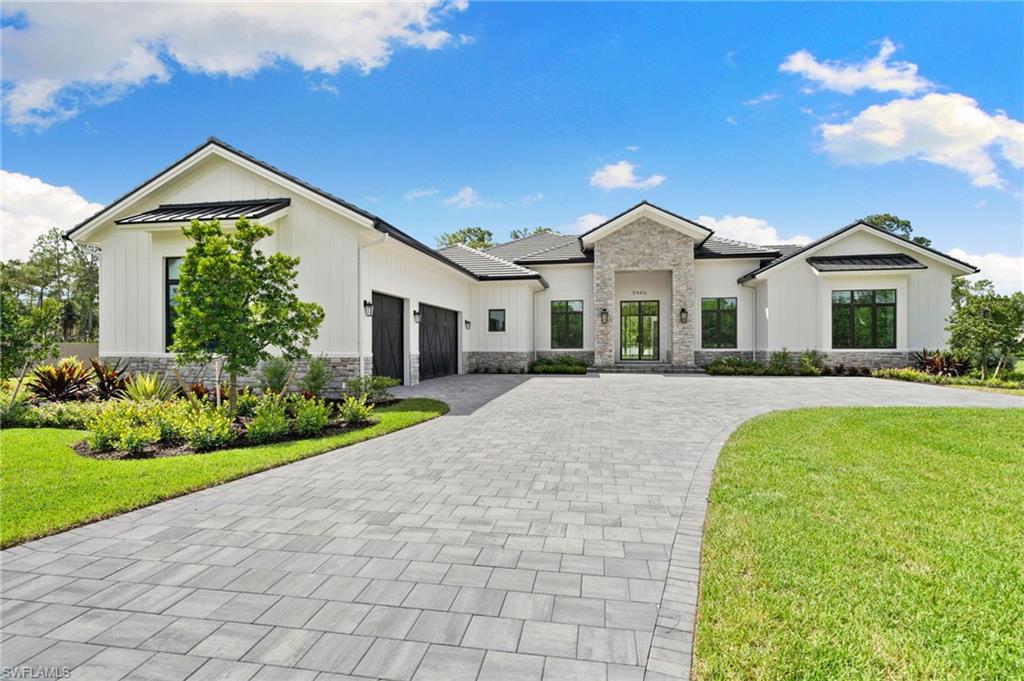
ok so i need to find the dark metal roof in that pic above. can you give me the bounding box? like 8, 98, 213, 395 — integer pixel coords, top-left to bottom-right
807, 253, 926, 272
115, 198, 291, 224
438, 244, 544, 281
738, 220, 979, 283
695, 236, 780, 259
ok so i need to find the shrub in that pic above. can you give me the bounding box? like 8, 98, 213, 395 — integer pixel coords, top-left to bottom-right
116, 421, 162, 454
529, 355, 587, 374
912, 349, 971, 377
21, 401, 105, 429
181, 408, 235, 451
85, 402, 137, 451
234, 387, 260, 418
186, 382, 211, 401
344, 375, 400, 403
798, 350, 825, 376
123, 372, 175, 401
262, 357, 293, 394
704, 356, 765, 376
298, 355, 333, 397
246, 395, 290, 442
338, 395, 375, 424
766, 349, 795, 375
151, 400, 191, 441
293, 396, 332, 436
28, 358, 94, 402
873, 367, 1023, 390
91, 359, 128, 400
0, 386, 32, 426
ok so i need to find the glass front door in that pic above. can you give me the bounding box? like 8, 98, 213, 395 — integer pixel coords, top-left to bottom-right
620, 301, 659, 361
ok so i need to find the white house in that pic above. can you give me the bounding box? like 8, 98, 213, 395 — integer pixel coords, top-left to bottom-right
67, 138, 979, 385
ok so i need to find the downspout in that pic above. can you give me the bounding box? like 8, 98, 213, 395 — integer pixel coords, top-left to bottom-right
357, 231, 389, 377
752, 283, 757, 363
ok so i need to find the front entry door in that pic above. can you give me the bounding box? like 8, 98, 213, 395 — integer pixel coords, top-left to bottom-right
620, 301, 659, 361
372, 292, 404, 383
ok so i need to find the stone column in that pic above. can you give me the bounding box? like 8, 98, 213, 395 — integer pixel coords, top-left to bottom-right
593, 249, 615, 366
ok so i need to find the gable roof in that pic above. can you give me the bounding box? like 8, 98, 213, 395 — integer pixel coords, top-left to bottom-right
738, 220, 978, 283
438, 244, 545, 282
65, 137, 486, 281
579, 201, 713, 248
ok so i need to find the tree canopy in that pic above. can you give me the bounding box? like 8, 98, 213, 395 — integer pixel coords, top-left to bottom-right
170, 217, 324, 408
436, 227, 495, 250
860, 213, 932, 247
509, 226, 554, 241
946, 279, 1024, 379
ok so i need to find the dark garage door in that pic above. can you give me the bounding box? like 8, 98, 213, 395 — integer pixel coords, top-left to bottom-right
419, 303, 459, 380
372, 292, 404, 383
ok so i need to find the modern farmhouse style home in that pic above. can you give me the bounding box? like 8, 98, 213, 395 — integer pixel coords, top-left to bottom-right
68, 138, 979, 385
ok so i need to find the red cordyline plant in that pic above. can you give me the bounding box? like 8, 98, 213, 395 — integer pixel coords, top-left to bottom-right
90, 358, 129, 400
28, 357, 94, 402
912, 349, 971, 377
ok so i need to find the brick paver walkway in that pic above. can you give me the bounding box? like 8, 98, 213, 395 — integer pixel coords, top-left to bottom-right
2, 375, 1019, 680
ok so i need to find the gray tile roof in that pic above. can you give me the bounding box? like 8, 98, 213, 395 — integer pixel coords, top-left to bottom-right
115, 198, 291, 224
484, 232, 580, 262
694, 236, 780, 258
807, 253, 926, 272
515, 240, 591, 264
437, 244, 542, 280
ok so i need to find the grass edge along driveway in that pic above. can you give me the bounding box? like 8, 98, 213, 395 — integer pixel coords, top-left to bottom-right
0, 398, 448, 548
694, 406, 1024, 680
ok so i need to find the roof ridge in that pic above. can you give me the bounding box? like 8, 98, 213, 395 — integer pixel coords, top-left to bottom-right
451, 243, 539, 275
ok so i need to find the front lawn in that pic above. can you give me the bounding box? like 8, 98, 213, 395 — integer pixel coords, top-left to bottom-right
695, 407, 1024, 680
0, 398, 447, 548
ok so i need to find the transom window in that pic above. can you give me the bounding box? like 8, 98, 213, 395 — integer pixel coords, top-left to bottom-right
488, 309, 506, 333
831, 289, 896, 349
701, 297, 737, 349
165, 257, 182, 351
551, 300, 583, 349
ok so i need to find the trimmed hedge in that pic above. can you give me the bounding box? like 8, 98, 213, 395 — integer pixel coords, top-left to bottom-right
872, 367, 1023, 391
529, 356, 588, 374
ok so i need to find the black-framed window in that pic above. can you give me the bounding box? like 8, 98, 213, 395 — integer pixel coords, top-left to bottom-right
488, 309, 506, 333
701, 297, 737, 349
551, 300, 583, 349
831, 289, 896, 349
165, 257, 182, 351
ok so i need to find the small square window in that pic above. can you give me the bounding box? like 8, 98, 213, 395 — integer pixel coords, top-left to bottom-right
488, 309, 506, 332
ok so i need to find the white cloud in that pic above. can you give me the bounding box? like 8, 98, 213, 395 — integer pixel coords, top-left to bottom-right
948, 248, 1024, 294
780, 38, 932, 95
723, 50, 738, 67
725, 115, 737, 126
1, 1, 467, 128
742, 92, 780, 106
405, 187, 439, 201
819, 93, 1024, 189
625, 145, 640, 152
520, 193, 544, 206
1, 170, 103, 261
697, 214, 811, 246
569, 213, 608, 234
589, 161, 665, 191
443, 186, 482, 208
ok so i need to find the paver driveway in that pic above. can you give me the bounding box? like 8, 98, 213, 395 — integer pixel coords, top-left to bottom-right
2, 375, 1019, 681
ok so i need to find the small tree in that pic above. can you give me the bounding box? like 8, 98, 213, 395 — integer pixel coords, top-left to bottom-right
946, 280, 1024, 379
861, 213, 932, 247
509, 226, 554, 240
1, 287, 59, 405
171, 217, 324, 410
436, 227, 495, 250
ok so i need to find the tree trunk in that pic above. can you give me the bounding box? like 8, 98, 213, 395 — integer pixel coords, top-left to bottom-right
229, 371, 238, 412
993, 355, 1004, 380
8, 363, 30, 409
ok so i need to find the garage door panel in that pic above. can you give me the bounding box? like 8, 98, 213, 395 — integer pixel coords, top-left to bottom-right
419, 303, 458, 380
372, 292, 404, 383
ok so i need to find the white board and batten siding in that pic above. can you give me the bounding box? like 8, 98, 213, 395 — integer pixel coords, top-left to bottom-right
469, 282, 536, 352
694, 259, 757, 352
531, 264, 596, 351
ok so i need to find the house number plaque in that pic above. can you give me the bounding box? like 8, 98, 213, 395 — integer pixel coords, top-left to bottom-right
631, 290, 647, 295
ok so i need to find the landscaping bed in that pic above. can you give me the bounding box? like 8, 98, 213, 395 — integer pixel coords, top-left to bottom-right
694, 407, 1024, 679
529, 355, 588, 374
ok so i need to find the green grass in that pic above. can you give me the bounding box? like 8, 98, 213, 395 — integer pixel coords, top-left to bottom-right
0, 398, 447, 548
695, 407, 1024, 680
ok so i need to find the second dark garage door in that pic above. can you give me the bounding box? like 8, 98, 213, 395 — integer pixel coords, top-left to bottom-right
418, 303, 459, 380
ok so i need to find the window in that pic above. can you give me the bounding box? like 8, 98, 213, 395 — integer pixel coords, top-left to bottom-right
701, 297, 737, 348
551, 300, 583, 349
488, 309, 506, 333
165, 257, 182, 351
831, 289, 896, 349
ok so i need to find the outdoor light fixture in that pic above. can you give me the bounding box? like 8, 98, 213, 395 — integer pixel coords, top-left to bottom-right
600, 308, 609, 324
679, 307, 689, 324
413, 310, 421, 324
465, 320, 472, 330
363, 300, 373, 317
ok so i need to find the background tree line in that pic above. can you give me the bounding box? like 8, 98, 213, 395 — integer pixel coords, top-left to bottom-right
1, 227, 99, 342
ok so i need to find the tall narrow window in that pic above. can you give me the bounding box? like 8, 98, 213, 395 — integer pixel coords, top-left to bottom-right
831, 289, 896, 349
701, 297, 737, 348
165, 257, 182, 351
488, 309, 506, 332
551, 300, 583, 349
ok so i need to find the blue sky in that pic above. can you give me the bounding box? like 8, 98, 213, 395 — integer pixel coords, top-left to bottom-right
2, 2, 1022, 290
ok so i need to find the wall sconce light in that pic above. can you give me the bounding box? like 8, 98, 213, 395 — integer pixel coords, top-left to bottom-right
679, 307, 689, 324
363, 300, 374, 317
413, 310, 421, 324
600, 308, 609, 324
464, 319, 472, 330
